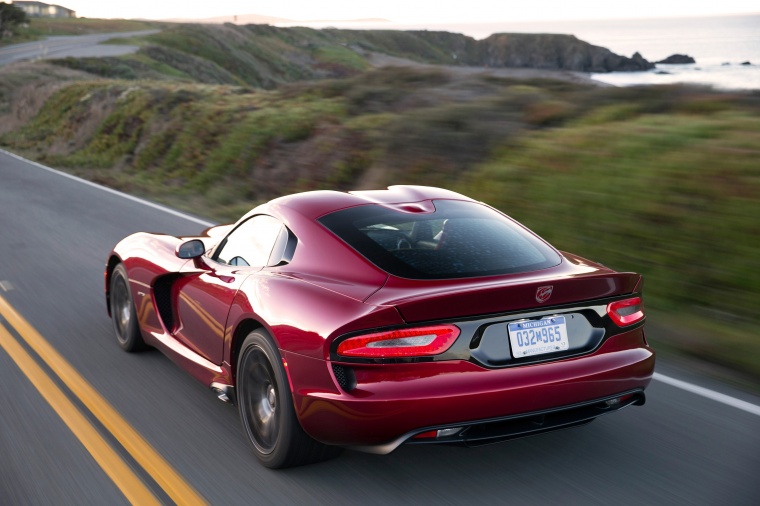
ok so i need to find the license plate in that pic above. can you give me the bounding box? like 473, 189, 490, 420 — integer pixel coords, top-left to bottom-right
508, 316, 569, 357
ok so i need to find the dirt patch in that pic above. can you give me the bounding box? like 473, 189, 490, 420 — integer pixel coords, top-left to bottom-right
46, 87, 123, 156
0, 62, 89, 135
248, 125, 372, 197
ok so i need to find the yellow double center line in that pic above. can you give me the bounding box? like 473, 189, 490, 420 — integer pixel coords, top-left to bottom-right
0, 294, 208, 505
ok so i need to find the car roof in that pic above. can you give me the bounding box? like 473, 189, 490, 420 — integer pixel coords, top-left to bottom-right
255, 185, 474, 222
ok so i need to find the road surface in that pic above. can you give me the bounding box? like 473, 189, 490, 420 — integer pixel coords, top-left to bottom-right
0, 30, 159, 66
0, 149, 758, 505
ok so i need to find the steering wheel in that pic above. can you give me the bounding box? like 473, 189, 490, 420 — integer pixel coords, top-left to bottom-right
396, 237, 412, 250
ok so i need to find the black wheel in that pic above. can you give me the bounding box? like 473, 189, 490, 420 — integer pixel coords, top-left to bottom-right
237, 330, 342, 468
109, 264, 146, 352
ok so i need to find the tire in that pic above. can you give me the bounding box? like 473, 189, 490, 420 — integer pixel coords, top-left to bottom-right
109, 264, 146, 352
237, 330, 342, 468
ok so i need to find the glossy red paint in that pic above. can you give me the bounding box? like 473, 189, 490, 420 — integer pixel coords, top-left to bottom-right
286, 328, 653, 446
105, 185, 655, 457
174, 258, 246, 364
365, 269, 639, 323
222, 271, 405, 361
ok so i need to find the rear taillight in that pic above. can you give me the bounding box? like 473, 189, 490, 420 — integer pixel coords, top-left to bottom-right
606, 297, 645, 327
337, 325, 460, 358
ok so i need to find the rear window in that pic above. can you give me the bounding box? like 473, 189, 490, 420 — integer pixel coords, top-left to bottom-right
318, 200, 561, 279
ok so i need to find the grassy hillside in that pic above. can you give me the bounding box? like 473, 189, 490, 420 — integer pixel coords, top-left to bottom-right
1, 24, 758, 385
45, 23, 650, 89
45, 24, 466, 87
49, 24, 374, 87
1, 68, 592, 214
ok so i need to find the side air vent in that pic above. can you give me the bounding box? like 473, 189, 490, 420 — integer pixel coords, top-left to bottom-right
332, 364, 356, 391
152, 277, 175, 332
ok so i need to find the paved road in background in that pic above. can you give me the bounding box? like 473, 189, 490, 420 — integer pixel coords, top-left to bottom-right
0, 30, 159, 66
1, 149, 758, 505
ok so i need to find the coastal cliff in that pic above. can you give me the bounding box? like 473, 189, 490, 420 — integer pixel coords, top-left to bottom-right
478, 33, 654, 72
350, 29, 654, 72
345, 29, 654, 73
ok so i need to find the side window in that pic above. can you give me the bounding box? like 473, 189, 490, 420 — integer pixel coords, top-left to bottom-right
214, 215, 284, 268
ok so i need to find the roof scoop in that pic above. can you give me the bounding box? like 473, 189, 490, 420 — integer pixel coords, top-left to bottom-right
349, 185, 467, 206
383, 201, 437, 214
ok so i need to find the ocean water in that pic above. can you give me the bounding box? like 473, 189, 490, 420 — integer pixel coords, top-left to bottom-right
278, 13, 760, 90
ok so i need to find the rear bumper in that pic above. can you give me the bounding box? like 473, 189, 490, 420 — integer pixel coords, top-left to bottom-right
354, 389, 645, 454
284, 329, 654, 451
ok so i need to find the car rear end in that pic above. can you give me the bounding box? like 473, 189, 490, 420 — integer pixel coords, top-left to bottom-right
291, 196, 654, 451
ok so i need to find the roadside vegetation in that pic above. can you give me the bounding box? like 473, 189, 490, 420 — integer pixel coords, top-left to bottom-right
0, 1, 28, 42
1, 21, 758, 387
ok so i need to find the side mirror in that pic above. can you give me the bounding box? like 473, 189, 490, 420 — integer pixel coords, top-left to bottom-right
176, 239, 205, 259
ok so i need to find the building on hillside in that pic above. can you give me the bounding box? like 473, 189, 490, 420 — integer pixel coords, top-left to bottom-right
12, 1, 76, 18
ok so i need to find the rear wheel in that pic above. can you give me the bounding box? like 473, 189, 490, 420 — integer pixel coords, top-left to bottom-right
109, 264, 146, 352
237, 330, 342, 468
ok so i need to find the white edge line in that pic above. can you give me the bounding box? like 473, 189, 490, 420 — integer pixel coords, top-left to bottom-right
4, 149, 759, 417
1, 148, 215, 228
653, 373, 760, 416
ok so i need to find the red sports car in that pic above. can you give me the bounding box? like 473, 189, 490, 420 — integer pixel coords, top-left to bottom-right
105, 186, 654, 468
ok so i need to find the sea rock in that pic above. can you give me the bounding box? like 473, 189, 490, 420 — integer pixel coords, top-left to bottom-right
740, 61, 752, 66
656, 54, 696, 64
478, 33, 654, 73
655, 70, 671, 75
630, 52, 652, 70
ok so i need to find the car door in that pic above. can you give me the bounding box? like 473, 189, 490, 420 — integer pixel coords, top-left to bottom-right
174, 215, 285, 364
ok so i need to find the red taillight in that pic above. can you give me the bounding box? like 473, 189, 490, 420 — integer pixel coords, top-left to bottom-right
337, 325, 460, 358
606, 297, 645, 327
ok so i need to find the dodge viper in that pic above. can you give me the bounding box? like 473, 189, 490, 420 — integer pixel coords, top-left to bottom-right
105, 185, 654, 468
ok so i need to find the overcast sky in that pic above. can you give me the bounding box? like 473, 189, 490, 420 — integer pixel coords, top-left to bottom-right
48, 1, 759, 23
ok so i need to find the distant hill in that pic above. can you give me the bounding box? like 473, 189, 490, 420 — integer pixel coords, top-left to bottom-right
299, 18, 391, 23
165, 13, 391, 25
163, 13, 294, 24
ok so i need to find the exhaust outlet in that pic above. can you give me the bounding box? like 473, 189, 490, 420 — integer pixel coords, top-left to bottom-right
210, 382, 235, 405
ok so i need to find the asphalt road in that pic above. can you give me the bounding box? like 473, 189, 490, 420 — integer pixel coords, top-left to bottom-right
0, 30, 159, 66
0, 148, 758, 505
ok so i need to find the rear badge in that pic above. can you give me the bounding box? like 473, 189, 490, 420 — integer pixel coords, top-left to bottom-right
536, 286, 553, 303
